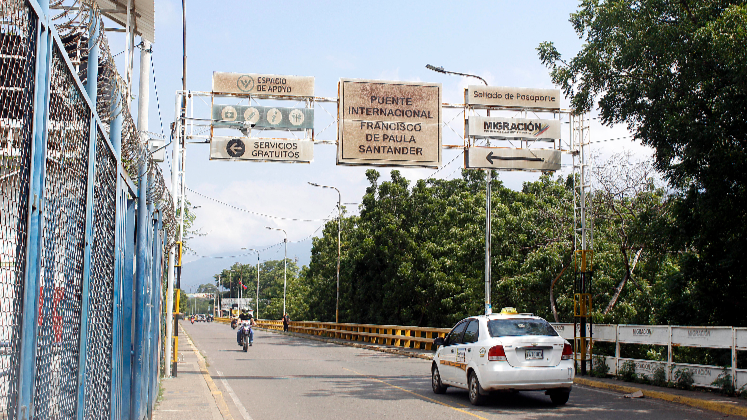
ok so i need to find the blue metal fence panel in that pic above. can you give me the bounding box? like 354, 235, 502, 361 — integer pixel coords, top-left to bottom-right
32, 41, 91, 419
81, 129, 117, 420
0, 2, 38, 417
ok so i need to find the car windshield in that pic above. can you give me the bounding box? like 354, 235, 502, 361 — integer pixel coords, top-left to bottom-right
487, 318, 558, 337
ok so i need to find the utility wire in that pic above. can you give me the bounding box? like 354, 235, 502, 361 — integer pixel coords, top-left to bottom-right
186, 187, 334, 222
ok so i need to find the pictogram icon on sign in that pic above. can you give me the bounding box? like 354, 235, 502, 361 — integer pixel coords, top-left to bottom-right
267, 108, 282, 125
236, 75, 254, 92
221, 105, 237, 121
226, 138, 246, 157
289, 109, 305, 126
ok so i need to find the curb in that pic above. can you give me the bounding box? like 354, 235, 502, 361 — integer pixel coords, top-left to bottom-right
574, 377, 747, 418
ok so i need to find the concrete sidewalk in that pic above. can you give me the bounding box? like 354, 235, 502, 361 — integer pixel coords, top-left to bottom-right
153, 323, 233, 420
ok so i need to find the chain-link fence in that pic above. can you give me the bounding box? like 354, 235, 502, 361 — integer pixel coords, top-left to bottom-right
0, 0, 171, 419
0, 1, 37, 416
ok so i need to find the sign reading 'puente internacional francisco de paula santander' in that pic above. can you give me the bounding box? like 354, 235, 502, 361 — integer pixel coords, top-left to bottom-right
338, 79, 442, 168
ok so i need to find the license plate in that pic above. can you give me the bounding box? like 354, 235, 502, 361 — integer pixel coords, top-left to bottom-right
525, 349, 543, 360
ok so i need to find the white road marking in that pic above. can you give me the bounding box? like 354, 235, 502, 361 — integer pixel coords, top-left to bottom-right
216, 370, 253, 420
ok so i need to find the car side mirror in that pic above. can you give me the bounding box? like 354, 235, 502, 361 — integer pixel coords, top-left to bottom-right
433, 337, 445, 347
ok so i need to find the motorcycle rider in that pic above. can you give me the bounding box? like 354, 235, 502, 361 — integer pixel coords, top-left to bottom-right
237, 314, 256, 346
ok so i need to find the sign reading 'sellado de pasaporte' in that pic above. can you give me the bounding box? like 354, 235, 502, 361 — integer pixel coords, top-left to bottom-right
467, 86, 560, 110
338, 79, 442, 167
212, 72, 314, 97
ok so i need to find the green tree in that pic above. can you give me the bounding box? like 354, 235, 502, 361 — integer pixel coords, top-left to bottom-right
537, 0, 747, 325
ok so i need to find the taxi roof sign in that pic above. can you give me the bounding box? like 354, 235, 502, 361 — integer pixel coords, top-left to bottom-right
500, 307, 518, 315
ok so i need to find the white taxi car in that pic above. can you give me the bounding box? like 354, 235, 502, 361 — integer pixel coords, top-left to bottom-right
431, 308, 574, 405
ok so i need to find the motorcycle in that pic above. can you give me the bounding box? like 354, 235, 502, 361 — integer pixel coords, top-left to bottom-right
239, 323, 253, 352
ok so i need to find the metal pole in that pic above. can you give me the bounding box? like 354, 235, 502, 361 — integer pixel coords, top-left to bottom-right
256, 252, 260, 319
336, 191, 341, 323
283, 236, 287, 315
307, 183, 342, 322
425, 64, 492, 315
163, 93, 179, 376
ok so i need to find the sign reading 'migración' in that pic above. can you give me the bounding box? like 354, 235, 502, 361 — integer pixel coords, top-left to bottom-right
338, 78, 441, 167
466, 85, 560, 110
467, 116, 561, 140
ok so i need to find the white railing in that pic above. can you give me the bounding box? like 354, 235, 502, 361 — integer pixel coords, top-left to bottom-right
551, 324, 747, 389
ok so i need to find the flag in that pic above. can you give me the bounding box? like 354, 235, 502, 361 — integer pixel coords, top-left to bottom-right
241, 282, 247, 290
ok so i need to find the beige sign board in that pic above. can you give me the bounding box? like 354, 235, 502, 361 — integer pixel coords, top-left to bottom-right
467, 85, 560, 110
210, 136, 313, 163
465, 147, 561, 171
212, 72, 314, 97
468, 116, 561, 140
338, 79, 442, 167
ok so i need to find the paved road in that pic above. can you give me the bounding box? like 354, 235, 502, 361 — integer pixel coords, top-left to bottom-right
182, 321, 725, 420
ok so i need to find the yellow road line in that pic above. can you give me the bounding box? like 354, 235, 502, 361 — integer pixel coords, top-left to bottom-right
575, 377, 747, 418
342, 367, 489, 420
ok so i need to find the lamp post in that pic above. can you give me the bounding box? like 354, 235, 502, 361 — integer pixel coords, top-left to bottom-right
266, 227, 288, 316
308, 182, 342, 323
426, 64, 493, 315
242, 248, 261, 319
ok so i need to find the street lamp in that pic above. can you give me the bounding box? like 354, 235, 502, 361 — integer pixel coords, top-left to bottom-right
309, 182, 342, 323
426, 64, 493, 315
266, 227, 288, 316
242, 248, 261, 319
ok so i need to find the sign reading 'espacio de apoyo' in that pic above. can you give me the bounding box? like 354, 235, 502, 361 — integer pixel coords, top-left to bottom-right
212, 72, 315, 97
338, 79, 442, 167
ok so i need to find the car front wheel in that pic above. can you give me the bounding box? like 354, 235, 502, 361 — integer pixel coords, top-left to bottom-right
431, 365, 447, 394
468, 371, 486, 406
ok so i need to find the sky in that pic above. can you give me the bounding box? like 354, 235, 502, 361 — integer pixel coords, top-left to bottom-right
106, 0, 654, 292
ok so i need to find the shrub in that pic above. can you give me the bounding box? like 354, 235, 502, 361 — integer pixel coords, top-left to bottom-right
711, 369, 735, 396
652, 366, 667, 387
590, 355, 610, 377
674, 368, 694, 390
619, 360, 637, 382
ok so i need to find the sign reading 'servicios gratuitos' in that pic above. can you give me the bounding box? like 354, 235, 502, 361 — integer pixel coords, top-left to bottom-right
212, 72, 314, 97
338, 79, 441, 167
467, 86, 560, 110
467, 116, 561, 140
210, 136, 313, 163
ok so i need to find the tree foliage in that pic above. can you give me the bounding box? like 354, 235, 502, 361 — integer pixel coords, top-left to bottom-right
538, 0, 747, 326
298, 167, 676, 328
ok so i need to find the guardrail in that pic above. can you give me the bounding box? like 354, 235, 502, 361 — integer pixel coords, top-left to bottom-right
214, 317, 745, 389
551, 323, 747, 390
226, 319, 450, 350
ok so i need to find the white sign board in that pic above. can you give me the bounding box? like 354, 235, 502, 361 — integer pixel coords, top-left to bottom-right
467, 85, 561, 110
617, 325, 670, 345
220, 298, 254, 311
212, 72, 314, 97
210, 137, 313, 163
465, 147, 561, 171
187, 293, 214, 299
338, 78, 442, 168
467, 116, 561, 140
671, 326, 732, 348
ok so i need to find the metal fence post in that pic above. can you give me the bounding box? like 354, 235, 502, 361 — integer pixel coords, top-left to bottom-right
74, 14, 101, 418
120, 198, 136, 420
667, 326, 673, 382
16, 2, 52, 417
75, 114, 98, 420
132, 149, 149, 419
